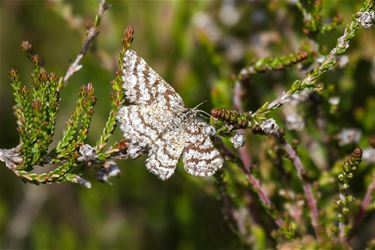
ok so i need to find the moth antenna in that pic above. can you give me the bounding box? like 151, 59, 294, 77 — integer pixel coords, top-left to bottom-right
197, 110, 211, 119
193, 100, 208, 110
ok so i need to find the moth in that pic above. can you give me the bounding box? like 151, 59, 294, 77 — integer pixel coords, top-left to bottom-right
117, 49, 223, 180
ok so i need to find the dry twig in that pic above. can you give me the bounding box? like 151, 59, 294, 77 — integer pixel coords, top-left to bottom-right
63, 0, 110, 84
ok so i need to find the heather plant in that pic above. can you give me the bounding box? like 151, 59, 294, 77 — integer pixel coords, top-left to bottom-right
0, 0, 375, 249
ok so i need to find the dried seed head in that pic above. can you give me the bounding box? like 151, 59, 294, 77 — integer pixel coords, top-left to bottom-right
230, 133, 245, 149
357, 11, 375, 29
124, 26, 134, 47
260, 118, 279, 135
78, 144, 97, 161
96, 170, 109, 183
20, 40, 32, 51
9, 69, 19, 80
116, 140, 129, 150
96, 161, 121, 183
39, 70, 48, 82
362, 148, 375, 163
76, 176, 92, 189
31, 55, 40, 65
103, 160, 121, 178
337, 128, 361, 146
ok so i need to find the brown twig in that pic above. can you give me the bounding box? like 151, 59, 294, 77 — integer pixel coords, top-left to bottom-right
231, 79, 283, 229
213, 137, 285, 228
355, 174, 375, 227
63, 0, 110, 84
283, 141, 321, 239
233, 80, 252, 170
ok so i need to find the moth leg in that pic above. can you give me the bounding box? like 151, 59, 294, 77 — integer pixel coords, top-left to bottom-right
126, 143, 147, 159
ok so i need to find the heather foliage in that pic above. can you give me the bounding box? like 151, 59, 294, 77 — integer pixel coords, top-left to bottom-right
0, 0, 374, 249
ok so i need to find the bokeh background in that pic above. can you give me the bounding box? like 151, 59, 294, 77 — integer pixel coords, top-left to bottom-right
1, 0, 374, 249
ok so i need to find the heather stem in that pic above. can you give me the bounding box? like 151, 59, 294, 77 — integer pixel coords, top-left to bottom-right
283, 142, 321, 239
213, 137, 285, 228
355, 174, 375, 227
63, 0, 110, 84
233, 80, 252, 171
245, 171, 284, 228
254, 0, 374, 119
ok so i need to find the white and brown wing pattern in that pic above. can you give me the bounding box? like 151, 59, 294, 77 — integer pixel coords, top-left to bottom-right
117, 49, 224, 180
145, 129, 186, 180
182, 121, 223, 177
122, 49, 185, 112
117, 105, 162, 147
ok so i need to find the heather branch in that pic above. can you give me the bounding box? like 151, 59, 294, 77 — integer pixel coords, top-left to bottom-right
1, 24, 133, 187
245, 170, 285, 228
296, 0, 341, 36
232, 81, 252, 170
336, 148, 362, 242
16, 159, 76, 185
94, 27, 133, 157
213, 137, 285, 228
282, 140, 321, 239
296, 0, 323, 36
9, 69, 34, 169
9, 46, 63, 170
354, 173, 375, 230
63, 0, 110, 84
238, 49, 309, 81
55, 84, 96, 159
253, 0, 374, 120
211, 108, 251, 130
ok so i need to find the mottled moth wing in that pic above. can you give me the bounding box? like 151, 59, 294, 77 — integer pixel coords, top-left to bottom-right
182, 121, 223, 177
118, 49, 224, 180
145, 129, 186, 180
117, 105, 162, 147
122, 49, 185, 112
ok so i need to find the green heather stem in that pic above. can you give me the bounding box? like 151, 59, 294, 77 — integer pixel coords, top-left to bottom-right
55, 87, 86, 157
211, 0, 373, 130
15, 158, 77, 184
354, 173, 375, 230
296, 0, 342, 36
0, 1, 110, 186
253, 0, 373, 120
9, 70, 34, 170
336, 148, 362, 242
95, 27, 133, 158
283, 141, 321, 239
213, 137, 286, 229
238, 49, 310, 81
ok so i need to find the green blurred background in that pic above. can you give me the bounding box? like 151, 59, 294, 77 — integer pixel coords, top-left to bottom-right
0, 0, 374, 249
0, 1, 237, 249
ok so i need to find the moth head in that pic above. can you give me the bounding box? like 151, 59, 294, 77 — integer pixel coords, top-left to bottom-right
191, 100, 211, 119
